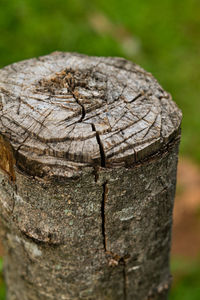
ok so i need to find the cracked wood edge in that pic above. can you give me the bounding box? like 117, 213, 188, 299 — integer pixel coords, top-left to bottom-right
0, 140, 179, 300
0, 52, 182, 179
0, 53, 181, 300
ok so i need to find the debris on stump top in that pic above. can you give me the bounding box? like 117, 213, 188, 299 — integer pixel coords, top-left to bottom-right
0, 52, 182, 178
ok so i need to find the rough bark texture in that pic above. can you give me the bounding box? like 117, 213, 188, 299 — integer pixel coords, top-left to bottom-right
0, 52, 182, 300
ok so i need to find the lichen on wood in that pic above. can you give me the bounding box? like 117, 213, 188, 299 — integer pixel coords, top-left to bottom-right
0, 52, 182, 300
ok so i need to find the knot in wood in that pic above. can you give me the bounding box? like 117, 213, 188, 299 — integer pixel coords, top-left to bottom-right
0, 52, 182, 178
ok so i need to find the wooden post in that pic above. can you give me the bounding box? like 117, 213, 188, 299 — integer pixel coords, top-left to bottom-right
0, 52, 182, 300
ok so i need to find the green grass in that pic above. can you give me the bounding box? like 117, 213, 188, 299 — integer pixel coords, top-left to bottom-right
0, 0, 199, 298
0, 0, 200, 163
0, 259, 6, 300
170, 258, 200, 300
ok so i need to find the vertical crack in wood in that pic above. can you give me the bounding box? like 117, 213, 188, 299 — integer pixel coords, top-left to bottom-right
65, 72, 86, 122
73, 96, 86, 122
91, 123, 106, 167
91, 121, 108, 251
91, 138, 128, 298
93, 166, 99, 183
101, 181, 108, 252
121, 258, 128, 300
101, 179, 128, 299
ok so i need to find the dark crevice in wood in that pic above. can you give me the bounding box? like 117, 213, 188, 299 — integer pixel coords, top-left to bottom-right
16, 96, 22, 115
0, 53, 182, 180
70, 92, 86, 122
93, 166, 99, 183
129, 92, 143, 103
0, 52, 182, 299
91, 123, 106, 168
21, 232, 49, 246
21, 230, 62, 246
100, 178, 129, 300
78, 102, 86, 122
74, 100, 85, 121
101, 181, 108, 252
105, 251, 128, 298
121, 258, 128, 300
63, 68, 89, 122
39, 68, 87, 123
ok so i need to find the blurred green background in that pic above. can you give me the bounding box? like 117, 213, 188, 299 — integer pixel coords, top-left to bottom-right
0, 0, 200, 299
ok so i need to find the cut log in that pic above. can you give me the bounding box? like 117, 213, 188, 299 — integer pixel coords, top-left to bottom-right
0, 52, 182, 300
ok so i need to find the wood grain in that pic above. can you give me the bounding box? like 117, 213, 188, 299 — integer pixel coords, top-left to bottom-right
0, 52, 182, 178
0, 53, 182, 300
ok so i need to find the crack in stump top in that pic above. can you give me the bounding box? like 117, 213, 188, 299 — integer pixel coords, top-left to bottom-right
0, 52, 182, 178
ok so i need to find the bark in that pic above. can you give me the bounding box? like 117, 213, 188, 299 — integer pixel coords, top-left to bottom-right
0, 52, 182, 300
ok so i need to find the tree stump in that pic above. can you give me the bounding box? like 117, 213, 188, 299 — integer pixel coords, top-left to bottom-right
0, 52, 182, 300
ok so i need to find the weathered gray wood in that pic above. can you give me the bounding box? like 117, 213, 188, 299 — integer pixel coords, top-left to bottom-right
0, 52, 182, 300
